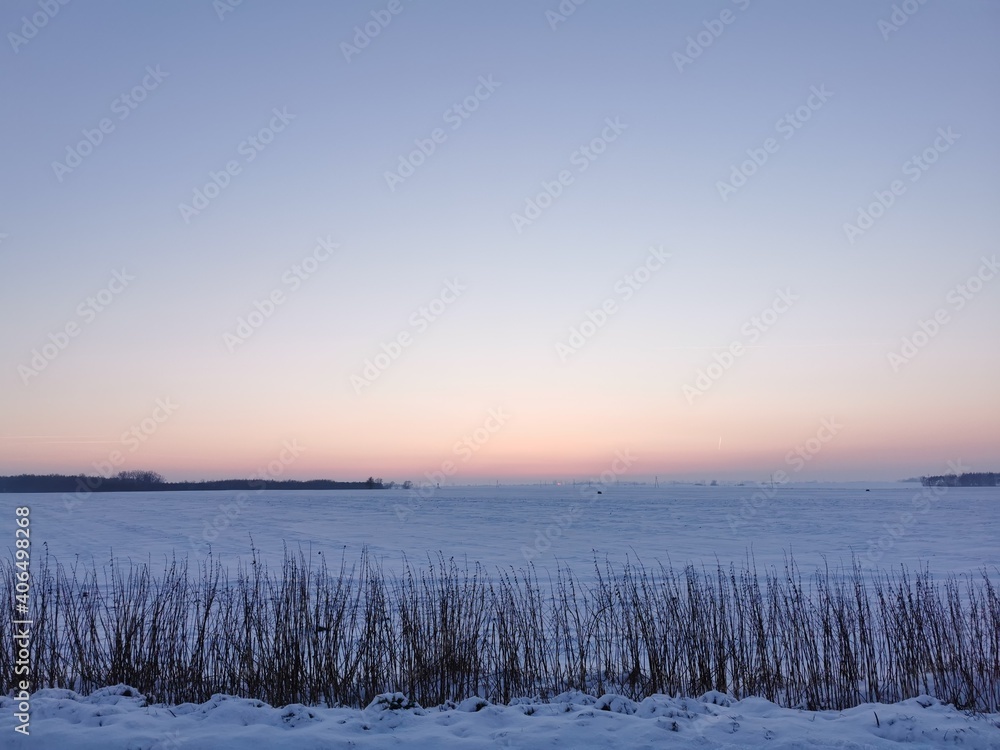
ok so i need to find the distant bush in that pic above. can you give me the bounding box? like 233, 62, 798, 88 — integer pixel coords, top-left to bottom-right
0, 474, 384, 493
2, 551, 997, 712
921, 472, 999, 487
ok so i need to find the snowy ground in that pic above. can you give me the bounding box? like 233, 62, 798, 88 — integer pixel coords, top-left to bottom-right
2, 685, 998, 749
8, 483, 1000, 578
4, 484, 1000, 747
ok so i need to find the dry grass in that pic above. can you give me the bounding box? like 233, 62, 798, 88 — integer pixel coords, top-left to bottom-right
3, 548, 998, 711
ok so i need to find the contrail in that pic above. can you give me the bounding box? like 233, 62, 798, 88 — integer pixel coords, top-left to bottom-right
0, 436, 119, 444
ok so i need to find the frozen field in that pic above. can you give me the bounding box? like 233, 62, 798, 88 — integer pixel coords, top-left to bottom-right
7, 483, 1000, 578
4, 483, 1000, 748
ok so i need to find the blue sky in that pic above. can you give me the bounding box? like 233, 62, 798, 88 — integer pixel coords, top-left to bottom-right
1, 0, 998, 482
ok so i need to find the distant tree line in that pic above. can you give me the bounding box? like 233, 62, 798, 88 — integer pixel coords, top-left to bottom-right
920, 472, 999, 487
0, 472, 389, 493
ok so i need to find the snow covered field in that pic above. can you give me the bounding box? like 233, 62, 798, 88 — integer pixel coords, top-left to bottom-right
11, 483, 1000, 577
4, 484, 1000, 748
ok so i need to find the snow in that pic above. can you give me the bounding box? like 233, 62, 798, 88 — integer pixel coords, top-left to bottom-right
4, 484, 1000, 747
11, 484, 1000, 578
2, 685, 998, 749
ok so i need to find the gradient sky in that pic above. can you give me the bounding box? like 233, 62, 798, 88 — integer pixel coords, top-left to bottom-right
2, 0, 998, 483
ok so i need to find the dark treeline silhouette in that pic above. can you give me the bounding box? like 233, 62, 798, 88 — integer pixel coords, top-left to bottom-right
0, 472, 385, 493
920, 472, 999, 487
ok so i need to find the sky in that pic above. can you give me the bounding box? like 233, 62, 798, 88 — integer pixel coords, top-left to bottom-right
1, 0, 998, 484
